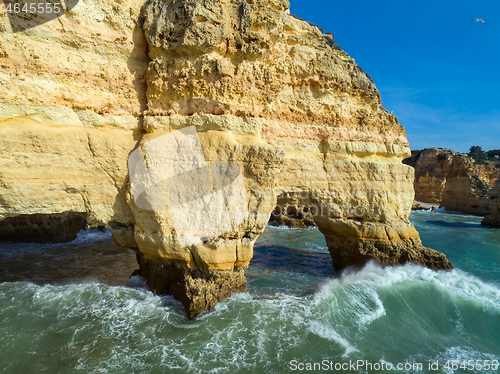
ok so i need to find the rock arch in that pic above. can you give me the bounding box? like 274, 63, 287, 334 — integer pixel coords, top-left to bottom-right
129, 0, 451, 318
0, 0, 452, 320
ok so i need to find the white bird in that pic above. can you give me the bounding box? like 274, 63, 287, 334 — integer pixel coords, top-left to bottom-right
471, 18, 486, 24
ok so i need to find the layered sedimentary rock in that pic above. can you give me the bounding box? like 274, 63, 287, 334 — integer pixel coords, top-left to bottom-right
0, 0, 149, 244
403, 148, 458, 204
136, 0, 451, 296
405, 149, 500, 227
0, 0, 452, 319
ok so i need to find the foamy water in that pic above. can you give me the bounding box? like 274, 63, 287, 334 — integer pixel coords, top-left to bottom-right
0, 211, 499, 373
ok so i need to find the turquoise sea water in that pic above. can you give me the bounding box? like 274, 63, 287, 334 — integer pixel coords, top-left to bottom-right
0, 210, 499, 373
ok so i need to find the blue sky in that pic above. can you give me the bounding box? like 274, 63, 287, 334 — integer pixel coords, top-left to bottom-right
290, 0, 500, 153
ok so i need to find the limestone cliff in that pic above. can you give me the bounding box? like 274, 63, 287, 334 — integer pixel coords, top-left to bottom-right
0, 0, 452, 319
403, 148, 458, 204
0, 0, 149, 246
482, 180, 500, 228
405, 148, 500, 227
441, 155, 500, 217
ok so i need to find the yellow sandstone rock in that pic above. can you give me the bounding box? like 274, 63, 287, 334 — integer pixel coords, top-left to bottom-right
0, 0, 452, 319
0, 0, 148, 245
405, 148, 500, 226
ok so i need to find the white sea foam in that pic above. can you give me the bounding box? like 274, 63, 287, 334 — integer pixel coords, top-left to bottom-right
308, 321, 358, 356
432, 207, 448, 213
265, 224, 319, 232
439, 346, 499, 372
1, 210, 499, 374
1, 265, 498, 374
357, 289, 386, 327
303, 241, 329, 251
316, 262, 500, 313
69, 227, 113, 246
123, 275, 147, 289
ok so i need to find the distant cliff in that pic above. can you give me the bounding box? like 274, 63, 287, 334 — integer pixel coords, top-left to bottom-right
404, 148, 500, 227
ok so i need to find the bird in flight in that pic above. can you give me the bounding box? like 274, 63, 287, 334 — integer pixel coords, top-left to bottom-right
471, 18, 486, 24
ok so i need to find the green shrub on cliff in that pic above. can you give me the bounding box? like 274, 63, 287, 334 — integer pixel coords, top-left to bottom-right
469, 146, 488, 164
437, 153, 447, 161
487, 149, 500, 159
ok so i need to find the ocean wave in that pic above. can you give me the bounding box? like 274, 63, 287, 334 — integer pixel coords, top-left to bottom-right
303, 241, 329, 251
428, 207, 473, 215
69, 227, 114, 246
1, 261, 499, 374
308, 320, 359, 356
317, 262, 500, 314
264, 224, 319, 232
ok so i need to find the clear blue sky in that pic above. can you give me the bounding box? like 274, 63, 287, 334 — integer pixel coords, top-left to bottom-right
290, 0, 500, 153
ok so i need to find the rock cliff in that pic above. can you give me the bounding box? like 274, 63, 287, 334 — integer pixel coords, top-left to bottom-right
405, 148, 500, 227
0, 0, 452, 319
441, 155, 500, 217
0, 0, 148, 246
403, 148, 458, 204
482, 190, 500, 228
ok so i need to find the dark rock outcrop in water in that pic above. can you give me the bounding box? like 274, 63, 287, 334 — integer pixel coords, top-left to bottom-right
269, 205, 316, 228
405, 148, 500, 228
411, 202, 430, 211
0, 212, 87, 243
315, 217, 452, 271
0, 0, 453, 319
133, 252, 247, 319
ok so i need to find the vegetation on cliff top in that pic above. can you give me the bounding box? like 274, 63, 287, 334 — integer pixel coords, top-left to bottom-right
468, 146, 500, 166
404, 147, 500, 168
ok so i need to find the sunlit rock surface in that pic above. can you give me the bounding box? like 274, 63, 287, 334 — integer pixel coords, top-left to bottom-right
405, 148, 500, 228
0, 0, 452, 319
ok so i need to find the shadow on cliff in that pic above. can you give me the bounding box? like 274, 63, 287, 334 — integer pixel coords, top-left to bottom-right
107, 7, 152, 246
127, 11, 150, 114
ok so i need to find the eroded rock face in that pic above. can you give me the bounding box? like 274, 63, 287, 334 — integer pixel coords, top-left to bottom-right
0, 0, 149, 246
135, 0, 452, 317
482, 213, 500, 228
481, 179, 500, 228
0, 0, 452, 319
441, 156, 500, 216
405, 149, 500, 222
316, 217, 450, 271
134, 251, 247, 319
0, 212, 87, 243
403, 148, 458, 204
